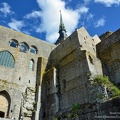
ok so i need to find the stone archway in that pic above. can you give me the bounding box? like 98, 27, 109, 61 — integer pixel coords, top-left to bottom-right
0, 90, 11, 118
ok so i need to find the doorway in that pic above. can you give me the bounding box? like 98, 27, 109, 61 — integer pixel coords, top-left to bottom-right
0, 90, 11, 118
0, 111, 5, 118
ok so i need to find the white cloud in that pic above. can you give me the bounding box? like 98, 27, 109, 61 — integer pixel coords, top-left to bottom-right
86, 13, 94, 21
8, 19, 25, 32
0, 2, 14, 17
77, 6, 89, 14
24, 10, 42, 19
84, 0, 91, 4
94, 0, 120, 7
95, 18, 105, 27
35, 0, 89, 43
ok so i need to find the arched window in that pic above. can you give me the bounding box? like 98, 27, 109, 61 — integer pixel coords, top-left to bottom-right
30, 46, 37, 54
19, 42, 29, 53
0, 51, 15, 68
30, 59, 34, 71
9, 39, 18, 48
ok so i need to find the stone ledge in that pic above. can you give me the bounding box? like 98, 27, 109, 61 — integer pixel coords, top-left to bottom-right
0, 118, 13, 120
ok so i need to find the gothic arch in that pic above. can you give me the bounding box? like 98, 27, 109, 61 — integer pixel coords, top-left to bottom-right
0, 50, 15, 68
0, 90, 11, 118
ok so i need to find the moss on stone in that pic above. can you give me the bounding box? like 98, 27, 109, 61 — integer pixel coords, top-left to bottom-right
93, 75, 120, 97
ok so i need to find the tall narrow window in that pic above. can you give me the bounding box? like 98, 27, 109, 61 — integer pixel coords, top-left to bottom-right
30, 59, 34, 71
0, 51, 15, 68
30, 46, 37, 54
89, 55, 94, 65
19, 42, 29, 53
9, 39, 18, 48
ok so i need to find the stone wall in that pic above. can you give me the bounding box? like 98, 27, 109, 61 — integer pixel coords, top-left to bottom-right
55, 97, 120, 120
0, 26, 55, 59
0, 79, 24, 119
42, 27, 103, 120
97, 29, 120, 84
0, 25, 55, 120
97, 29, 120, 52
41, 68, 58, 120
0, 25, 120, 120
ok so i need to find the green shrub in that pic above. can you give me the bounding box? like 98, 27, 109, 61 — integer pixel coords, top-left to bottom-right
98, 94, 104, 99
72, 103, 80, 112
110, 86, 120, 97
93, 75, 109, 85
93, 75, 120, 97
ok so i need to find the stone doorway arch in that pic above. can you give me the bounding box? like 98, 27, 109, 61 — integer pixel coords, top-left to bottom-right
0, 90, 11, 118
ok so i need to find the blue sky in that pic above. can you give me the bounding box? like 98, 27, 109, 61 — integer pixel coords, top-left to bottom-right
0, 0, 120, 43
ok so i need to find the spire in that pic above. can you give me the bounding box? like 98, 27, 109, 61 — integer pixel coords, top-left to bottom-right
59, 10, 66, 32
55, 10, 67, 45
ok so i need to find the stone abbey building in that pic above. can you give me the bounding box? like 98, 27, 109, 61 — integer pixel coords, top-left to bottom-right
0, 13, 120, 120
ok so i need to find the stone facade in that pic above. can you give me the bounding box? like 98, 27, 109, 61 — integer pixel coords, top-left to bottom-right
0, 26, 55, 120
97, 29, 120, 84
0, 25, 120, 120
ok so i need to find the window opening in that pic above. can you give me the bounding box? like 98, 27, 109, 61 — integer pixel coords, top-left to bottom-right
9, 39, 18, 48
0, 111, 5, 118
30, 46, 37, 54
30, 59, 34, 71
0, 51, 15, 68
19, 77, 21, 81
19, 43, 29, 53
89, 55, 94, 64
0, 91, 11, 118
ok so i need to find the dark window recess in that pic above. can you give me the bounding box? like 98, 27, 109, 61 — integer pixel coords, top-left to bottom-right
29, 80, 30, 83
30, 47, 37, 54
20, 44, 28, 52
9, 40, 18, 48
19, 77, 21, 81
19, 43, 29, 53
89, 55, 94, 64
0, 111, 5, 118
10, 42, 17, 48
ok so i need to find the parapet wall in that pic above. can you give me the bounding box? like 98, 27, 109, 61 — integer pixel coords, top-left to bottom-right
97, 28, 120, 52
